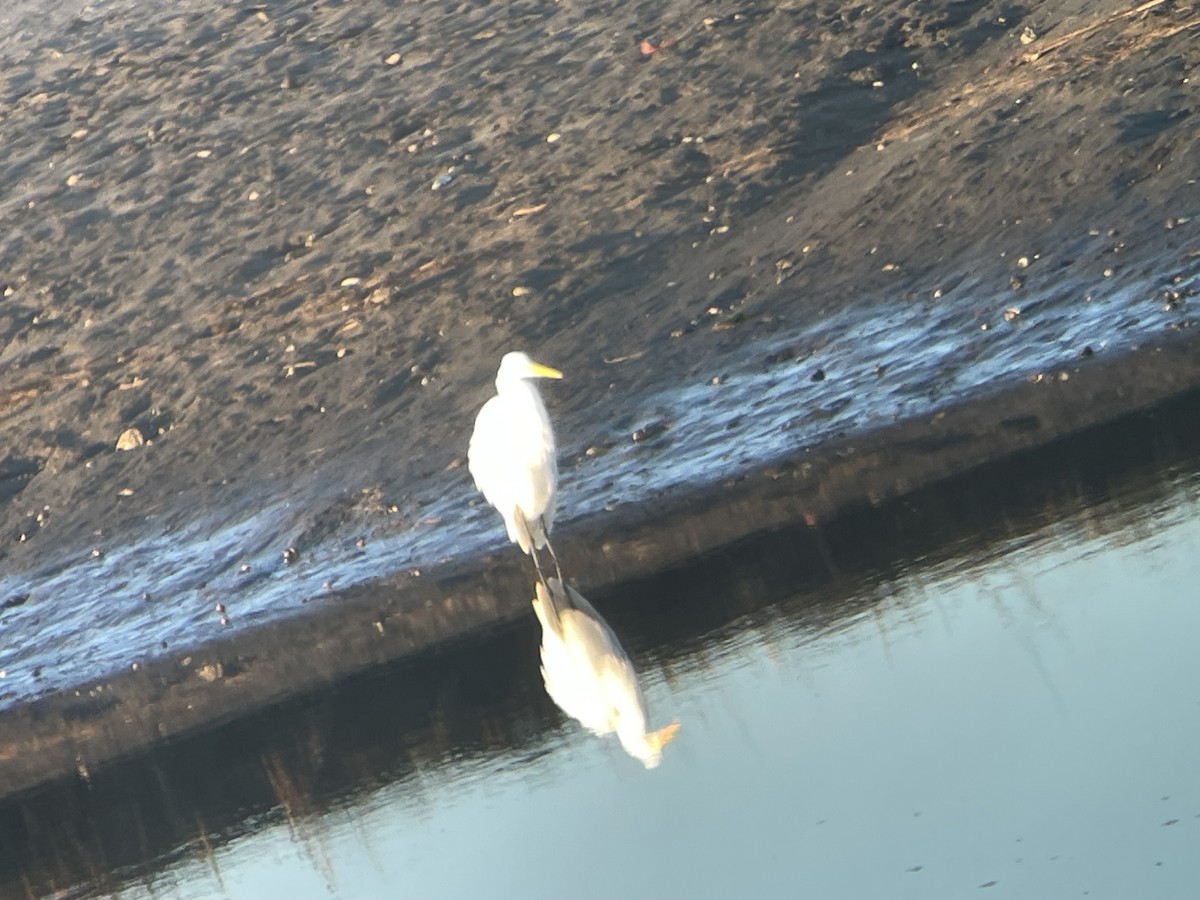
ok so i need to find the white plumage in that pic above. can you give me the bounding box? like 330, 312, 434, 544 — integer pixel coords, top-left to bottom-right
468, 351, 562, 554
533, 578, 680, 768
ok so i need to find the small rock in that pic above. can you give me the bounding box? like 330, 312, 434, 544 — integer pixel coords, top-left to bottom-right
116, 428, 145, 451
431, 172, 454, 191
810, 368, 826, 382
283, 546, 298, 564
384, 52, 401, 66
631, 420, 669, 443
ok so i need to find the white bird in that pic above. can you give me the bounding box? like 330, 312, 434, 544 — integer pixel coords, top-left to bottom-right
533, 578, 680, 768
468, 352, 564, 569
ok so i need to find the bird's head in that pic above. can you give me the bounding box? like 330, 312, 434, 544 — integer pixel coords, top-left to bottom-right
620, 720, 681, 770
497, 351, 562, 388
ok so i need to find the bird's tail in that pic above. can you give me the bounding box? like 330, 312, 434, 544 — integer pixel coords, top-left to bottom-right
509, 507, 536, 554
532, 580, 565, 635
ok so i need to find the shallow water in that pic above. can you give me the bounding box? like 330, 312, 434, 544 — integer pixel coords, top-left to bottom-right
6, 427, 1198, 899
0, 260, 1195, 712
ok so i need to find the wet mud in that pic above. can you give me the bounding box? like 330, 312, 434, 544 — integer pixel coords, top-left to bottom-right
0, 0, 1197, 795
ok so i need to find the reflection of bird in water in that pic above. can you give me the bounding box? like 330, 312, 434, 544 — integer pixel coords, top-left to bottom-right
468, 351, 564, 579
533, 578, 680, 768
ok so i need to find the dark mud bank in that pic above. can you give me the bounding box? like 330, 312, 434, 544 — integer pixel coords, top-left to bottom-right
3, 327, 1200, 799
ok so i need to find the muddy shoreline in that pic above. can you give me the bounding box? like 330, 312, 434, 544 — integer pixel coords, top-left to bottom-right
0, 0, 1197, 797
4, 327, 1200, 799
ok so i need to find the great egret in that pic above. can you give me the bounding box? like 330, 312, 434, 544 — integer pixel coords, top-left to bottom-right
533, 578, 680, 768
468, 352, 563, 575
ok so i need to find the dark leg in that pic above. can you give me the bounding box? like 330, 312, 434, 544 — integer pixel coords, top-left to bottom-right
530, 545, 552, 589
541, 516, 565, 584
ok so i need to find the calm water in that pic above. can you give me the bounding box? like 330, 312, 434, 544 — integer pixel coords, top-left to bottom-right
7, 450, 1200, 899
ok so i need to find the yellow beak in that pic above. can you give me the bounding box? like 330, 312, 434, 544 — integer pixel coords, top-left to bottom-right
648, 721, 681, 752
529, 361, 563, 380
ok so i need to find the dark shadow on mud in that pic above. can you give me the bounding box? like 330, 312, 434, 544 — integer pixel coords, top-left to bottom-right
2, 383, 1199, 898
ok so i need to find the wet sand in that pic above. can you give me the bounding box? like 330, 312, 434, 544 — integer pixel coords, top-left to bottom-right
0, 0, 1197, 795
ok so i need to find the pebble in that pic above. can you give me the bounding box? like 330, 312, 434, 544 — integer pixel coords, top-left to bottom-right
115, 428, 144, 451
631, 420, 669, 443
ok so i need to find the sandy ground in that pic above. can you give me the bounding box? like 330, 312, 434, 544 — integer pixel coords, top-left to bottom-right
0, 0, 1195, 558
0, 0, 1197, 791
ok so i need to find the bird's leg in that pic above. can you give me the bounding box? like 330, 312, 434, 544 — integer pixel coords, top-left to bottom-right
541, 517, 565, 585
529, 545, 552, 589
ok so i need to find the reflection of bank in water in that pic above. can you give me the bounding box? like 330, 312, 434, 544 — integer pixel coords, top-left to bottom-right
533, 578, 679, 768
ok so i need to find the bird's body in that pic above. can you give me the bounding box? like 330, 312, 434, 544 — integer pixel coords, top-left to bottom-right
468, 352, 562, 554
533, 578, 680, 768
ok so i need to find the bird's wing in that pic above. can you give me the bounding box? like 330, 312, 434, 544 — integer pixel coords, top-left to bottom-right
534, 583, 606, 732
558, 608, 636, 734
467, 397, 512, 508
